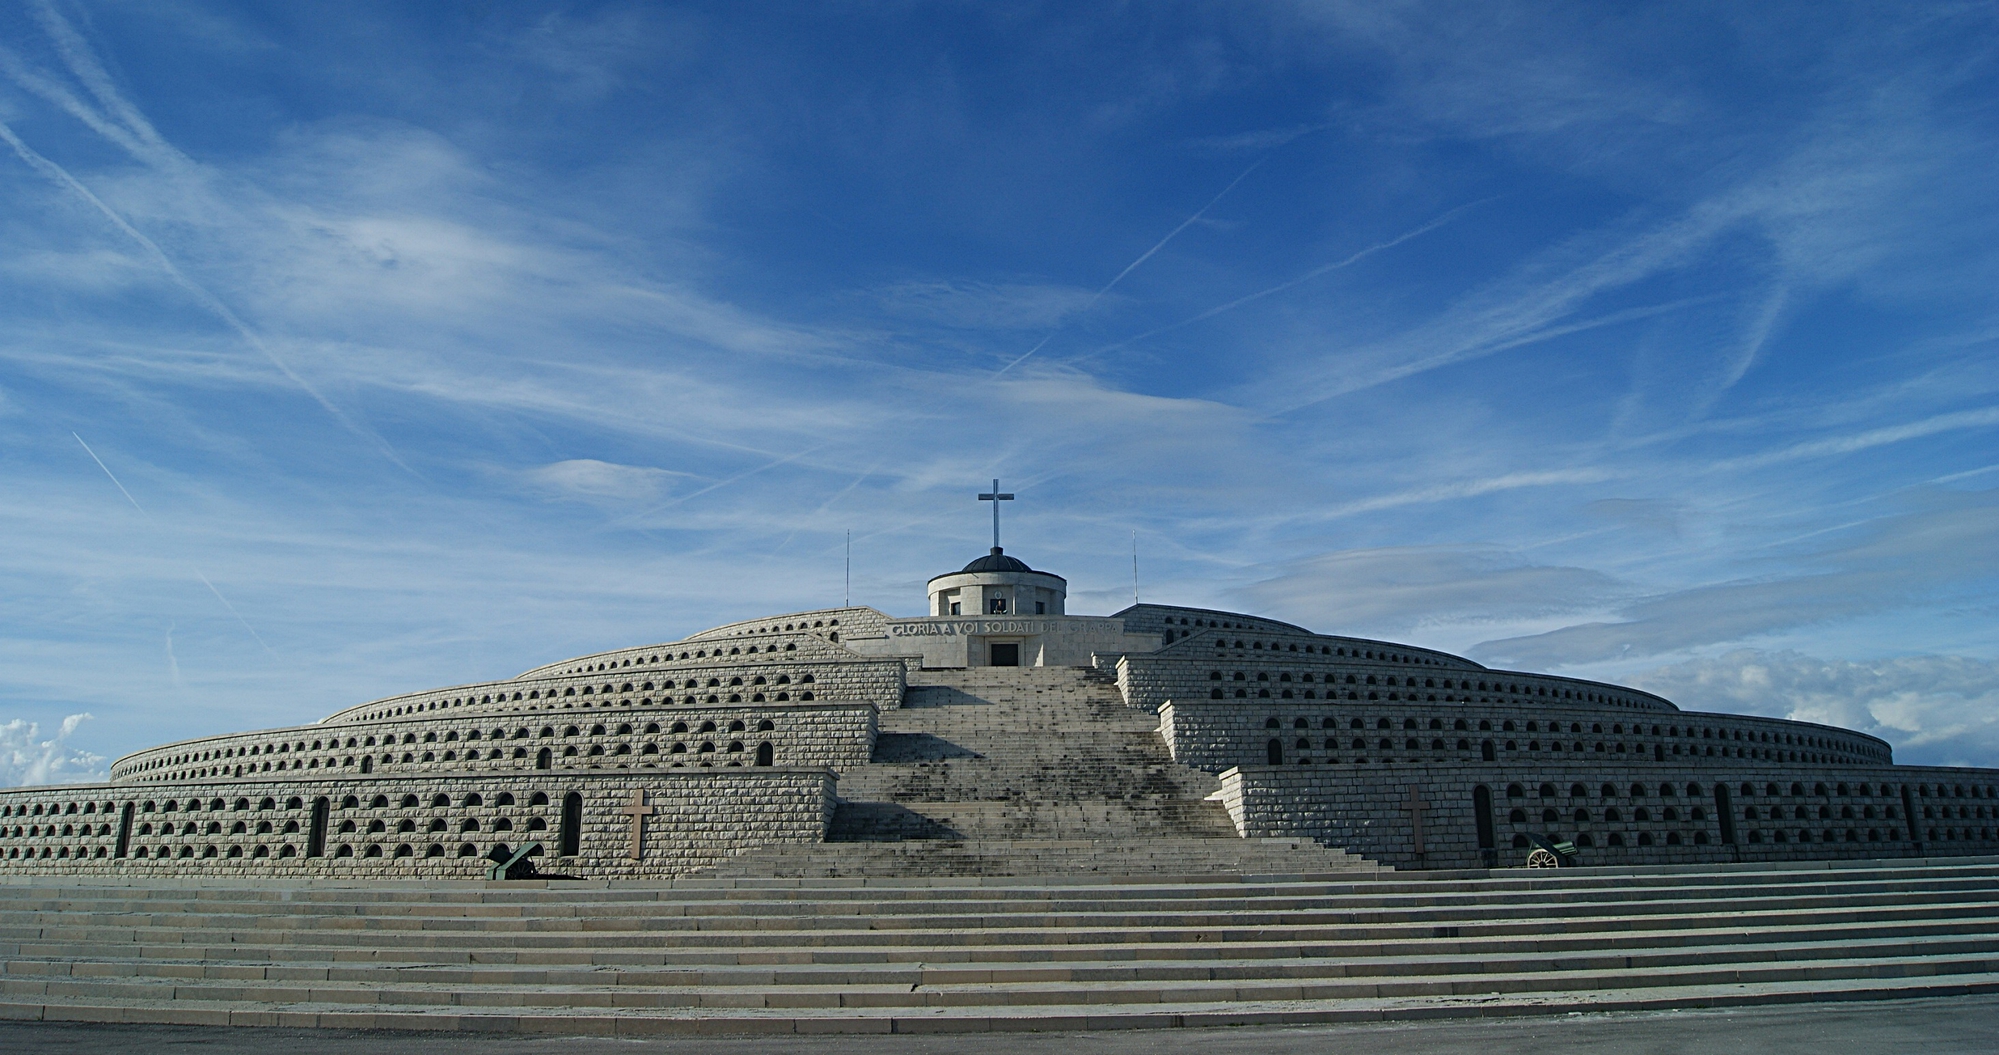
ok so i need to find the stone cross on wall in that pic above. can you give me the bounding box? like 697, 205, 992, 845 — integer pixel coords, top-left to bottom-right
620, 789, 656, 861
1405, 785, 1428, 863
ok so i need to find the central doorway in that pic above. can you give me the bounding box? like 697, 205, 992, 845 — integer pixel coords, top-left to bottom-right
989, 642, 1020, 666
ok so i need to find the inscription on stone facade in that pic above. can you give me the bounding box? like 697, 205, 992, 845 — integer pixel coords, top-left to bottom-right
887, 618, 1106, 638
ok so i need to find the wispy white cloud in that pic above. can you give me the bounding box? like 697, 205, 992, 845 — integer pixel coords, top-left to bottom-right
70, 430, 272, 653
1474, 488, 1999, 667
1236, 546, 1630, 635
1292, 1, 1699, 143
1711, 406, 1999, 473
521, 459, 690, 505
0, 117, 415, 474
874, 280, 1099, 330
1244, 5, 1999, 416
996, 157, 1267, 375
1633, 649, 1999, 768
1715, 282, 1787, 395
0, 3, 1992, 772
28, 0, 179, 164
1186, 122, 1336, 152
1094, 196, 1495, 357
1585, 498, 1684, 536
508, 6, 684, 100
1320, 469, 1617, 519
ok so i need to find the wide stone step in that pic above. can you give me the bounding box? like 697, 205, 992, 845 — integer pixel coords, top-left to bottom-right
821, 800, 1235, 823
6, 894, 1994, 953
6, 880, 1997, 928
7, 970, 1997, 1034
3, 857, 1995, 908
3, 948, 1995, 1013
8, 885, 1997, 939
3, 856, 1995, 903
3, 883, 1983, 931
2, 877, 1991, 928
8, 919, 1997, 984
3, 858, 1995, 1033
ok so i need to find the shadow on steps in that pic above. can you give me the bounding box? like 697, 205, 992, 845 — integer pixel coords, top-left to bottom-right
870, 732, 982, 762
899, 685, 994, 708
827, 802, 963, 842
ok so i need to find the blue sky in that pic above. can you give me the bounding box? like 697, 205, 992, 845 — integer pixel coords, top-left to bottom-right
2, 1, 1997, 783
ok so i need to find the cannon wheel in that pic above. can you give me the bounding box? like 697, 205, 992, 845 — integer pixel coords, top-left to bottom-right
1524, 848, 1560, 868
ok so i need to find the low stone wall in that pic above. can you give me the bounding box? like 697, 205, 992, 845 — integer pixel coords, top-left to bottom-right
115, 703, 876, 786
1122, 641, 1685, 719
319, 654, 906, 726
0, 769, 834, 880
1158, 698, 1889, 774
1217, 761, 1999, 870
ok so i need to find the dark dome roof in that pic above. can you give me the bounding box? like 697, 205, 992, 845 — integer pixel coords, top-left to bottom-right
960, 547, 1033, 573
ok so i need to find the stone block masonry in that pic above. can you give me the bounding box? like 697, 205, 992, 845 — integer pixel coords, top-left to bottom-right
8, 560, 1999, 1035
322, 653, 906, 725
1217, 761, 1999, 870
115, 702, 876, 785
1157, 698, 1888, 774
0, 768, 833, 879
11, 557, 1999, 886
1130, 621, 1986, 873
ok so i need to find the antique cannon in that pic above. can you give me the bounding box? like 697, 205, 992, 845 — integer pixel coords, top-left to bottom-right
1524, 833, 1579, 868
485, 841, 543, 881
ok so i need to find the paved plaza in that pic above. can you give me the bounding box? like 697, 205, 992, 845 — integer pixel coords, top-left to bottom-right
4, 994, 1996, 1054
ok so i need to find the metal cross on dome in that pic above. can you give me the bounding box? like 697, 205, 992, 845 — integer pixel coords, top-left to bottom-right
978, 479, 1013, 550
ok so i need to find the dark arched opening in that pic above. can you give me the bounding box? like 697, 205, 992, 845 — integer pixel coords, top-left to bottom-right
114, 801, 134, 859
755, 742, 774, 766
1715, 784, 1737, 845
558, 792, 583, 857
1266, 738, 1283, 765
1472, 785, 1496, 866
306, 796, 330, 858
536, 747, 551, 771
1480, 739, 1496, 762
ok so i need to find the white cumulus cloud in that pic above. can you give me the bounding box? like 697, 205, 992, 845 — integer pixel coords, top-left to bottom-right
0, 713, 106, 787
1631, 650, 1999, 769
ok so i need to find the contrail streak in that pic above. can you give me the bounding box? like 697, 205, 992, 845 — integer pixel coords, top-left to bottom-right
27, 0, 176, 165
165, 622, 182, 687
191, 571, 270, 652
994, 157, 1269, 377
0, 45, 153, 161
73, 432, 274, 653
0, 122, 417, 477
1270, 294, 1723, 417
1107, 197, 1496, 351
773, 456, 884, 554
1089, 157, 1269, 309
72, 431, 146, 515
610, 444, 830, 532
672, 444, 827, 505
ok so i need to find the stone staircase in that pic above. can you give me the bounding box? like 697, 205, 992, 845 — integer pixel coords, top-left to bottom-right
708, 665, 1370, 877
2, 857, 1997, 1034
